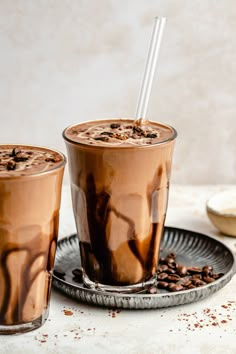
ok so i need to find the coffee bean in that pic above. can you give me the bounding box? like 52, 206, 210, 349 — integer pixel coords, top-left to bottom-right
157, 281, 169, 289
167, 252, 177, 259
192, 279, 206, 287
202, 265, 213, 276
166, 268, 176, 274
212, 273, 224, 279
54, 269, 66, 279
187, 266, 202, 274
167, 261, 178, 269
167, 283, 180, 292
72, 268, 83, 282
203, 276, 215, 283
157, 272, 169, 280
177, 265, 188, 276
187, 284, 196, 289
166, 257, 175, 264
110, 123, 120, 129
148, 286, 158, 294
7, 160, 16, 170
158, 264, 169, 273
191, 274, 202, 280
178, 278, 192, 287
167, 274, 180, 282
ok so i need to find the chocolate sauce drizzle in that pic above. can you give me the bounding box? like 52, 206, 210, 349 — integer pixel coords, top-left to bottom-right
0, 215, 58, 325
80, 174, 163, 285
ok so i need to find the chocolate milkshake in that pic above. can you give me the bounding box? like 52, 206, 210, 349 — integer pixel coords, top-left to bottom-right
63, 119, 176, 292
0, 145, 65, 333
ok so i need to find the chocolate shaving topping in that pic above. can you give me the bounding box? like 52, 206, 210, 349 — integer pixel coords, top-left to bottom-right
115, 133, 128, 140
7, 160, 16, 170
132, 126, 143, 134
94, 136, 109, 142
13, 153, 29, 162
110, 123, 120, 129
101, 131, 114, 137
11, 148, 21, 156
45, 156, 61, 163
146, 133, 157, 138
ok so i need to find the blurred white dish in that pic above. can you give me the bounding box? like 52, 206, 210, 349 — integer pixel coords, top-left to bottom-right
206, 190, 236, 237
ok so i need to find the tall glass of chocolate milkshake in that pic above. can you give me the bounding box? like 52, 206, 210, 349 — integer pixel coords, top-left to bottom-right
63, 119, 176, 293
0, 145, 65, 333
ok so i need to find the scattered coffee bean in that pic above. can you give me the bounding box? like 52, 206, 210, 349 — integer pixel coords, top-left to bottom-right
177, 278, 192, 287
187, 284, 196, 289
54, 269, 66, 280
158, 264, 169, 273
167, 252, 176, 258
157, 281, 169, 289
187, 266, 202, 274
177, 265, 188, 276
167, 274, 180, 282
166, 257, 176, 265
148, 286, 158, 294
202, 265, 213, 276
212, 273, 224, 279
168, 283, 178, 292
72, 268, 83, 282
203, 276, 215, 283
191, 274, 202, 280
157, 272, 169, 280
110, 123, 120, 129
167, 261, 178, 269
192, 279, 206, 287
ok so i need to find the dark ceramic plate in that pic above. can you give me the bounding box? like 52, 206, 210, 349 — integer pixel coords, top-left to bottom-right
52, 227, 236, 309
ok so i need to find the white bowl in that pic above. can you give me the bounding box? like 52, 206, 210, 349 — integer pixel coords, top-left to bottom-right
206, 190, 236, 237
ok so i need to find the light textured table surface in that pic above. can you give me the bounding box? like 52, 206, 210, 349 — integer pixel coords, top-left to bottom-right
1, 185, 236, 354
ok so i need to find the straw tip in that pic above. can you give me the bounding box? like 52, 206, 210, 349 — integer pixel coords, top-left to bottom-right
154, 16, 167, 22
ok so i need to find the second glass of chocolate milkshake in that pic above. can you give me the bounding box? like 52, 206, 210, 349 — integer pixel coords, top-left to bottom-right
63, 119, 176, 293
0, 145, 65, 333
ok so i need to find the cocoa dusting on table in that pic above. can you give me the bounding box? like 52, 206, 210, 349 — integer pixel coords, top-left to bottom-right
108, 308, 122, 318
63, 309, 74, 316
174, 300, 236, 332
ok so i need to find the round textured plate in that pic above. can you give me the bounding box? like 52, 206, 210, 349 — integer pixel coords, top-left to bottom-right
52, 227, 236, 309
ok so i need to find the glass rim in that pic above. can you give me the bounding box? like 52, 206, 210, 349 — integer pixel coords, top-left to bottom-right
0, 144, 66, 179
62, 118, 177, 150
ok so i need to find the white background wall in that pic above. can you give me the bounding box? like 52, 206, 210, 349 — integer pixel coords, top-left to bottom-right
0, 0, 235, 184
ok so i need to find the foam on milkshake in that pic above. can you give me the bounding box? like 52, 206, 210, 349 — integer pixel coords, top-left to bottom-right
64, 119, 175, 147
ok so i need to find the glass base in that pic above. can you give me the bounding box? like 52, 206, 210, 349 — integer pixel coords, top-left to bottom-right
0, 307, 49, 335
83, 272, 156, 294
